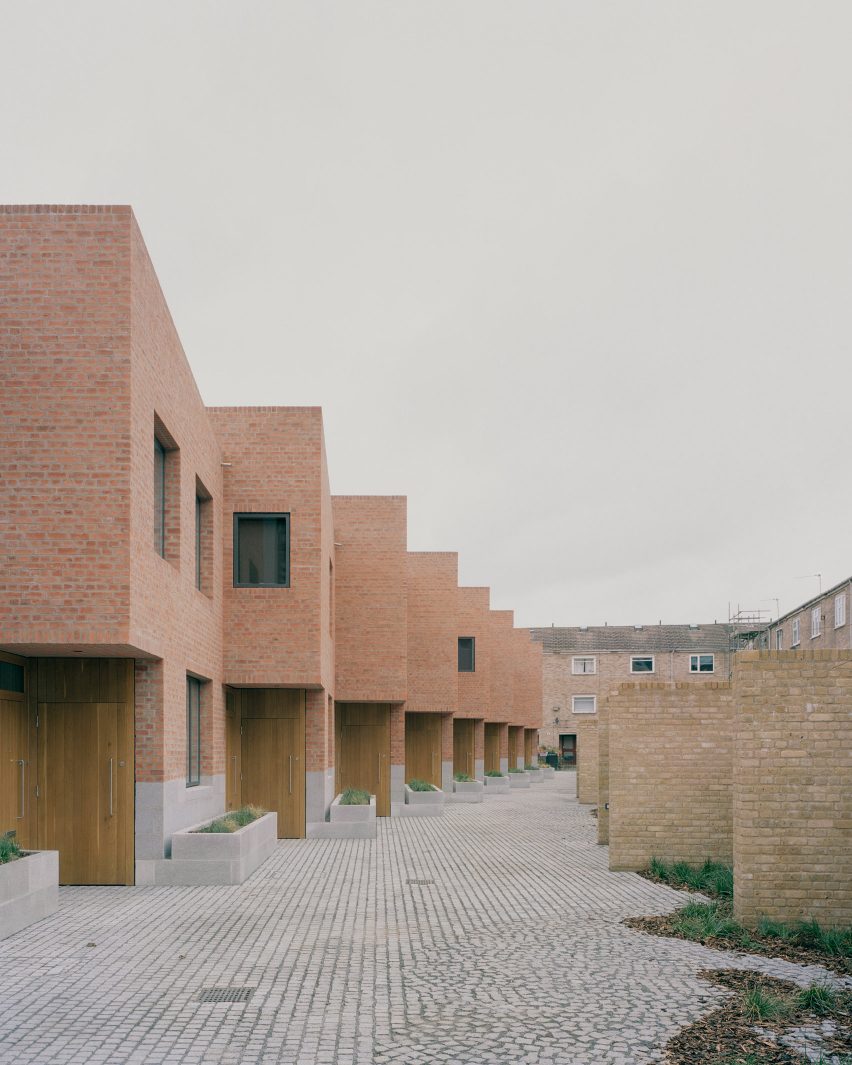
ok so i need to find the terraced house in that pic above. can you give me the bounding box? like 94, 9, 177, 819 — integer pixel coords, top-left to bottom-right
0, 204, 543, 886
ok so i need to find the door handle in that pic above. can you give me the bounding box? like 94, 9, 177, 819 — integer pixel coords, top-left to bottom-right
288, 755, 293, 795
16, 760, 25, 819
108, 757, 114, 817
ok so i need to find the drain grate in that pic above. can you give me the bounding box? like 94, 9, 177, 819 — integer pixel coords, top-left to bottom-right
198, 986, 255, 1004
406, 878, 435, 886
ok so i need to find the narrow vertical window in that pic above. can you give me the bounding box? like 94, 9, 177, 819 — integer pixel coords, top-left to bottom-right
792, 618, 800, 646
834, 594, 846, 629
187, 676, 201, 787
195, 495, 202, 590
775, 628, 783, 651
811, 607, 821, 638
154, 437, 166, 556
458, 637, 475, 672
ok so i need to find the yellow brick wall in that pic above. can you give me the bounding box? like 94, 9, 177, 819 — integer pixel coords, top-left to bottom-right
734, 650, 852, 928
604, 681, 734, 871
576, 716, 599, 804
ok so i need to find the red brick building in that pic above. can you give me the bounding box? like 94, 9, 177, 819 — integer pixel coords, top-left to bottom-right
0, 205, 542, 884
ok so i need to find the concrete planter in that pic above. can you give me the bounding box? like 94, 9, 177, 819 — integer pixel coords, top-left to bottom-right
508, 772, 531, 789
539, 766, 555, 779
325, 794, 377, 839
450, 780, 484, 804
397, 784, 445, 817
0, 850, 59, 940
483, 774, 510, 792
142, 812, 278, 886
525, 768, 544, 783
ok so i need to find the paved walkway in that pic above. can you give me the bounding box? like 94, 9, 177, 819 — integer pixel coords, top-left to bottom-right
0, 773, 838, 1065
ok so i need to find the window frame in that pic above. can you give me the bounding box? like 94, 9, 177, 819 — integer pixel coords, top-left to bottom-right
571, 656, 597, 675
689, 653, 715, 674
233, 512, 291, 588
775, 628, 783, 651
186, 676, 202, 788
792, 617, 801, 646
572, 694, 596, 714
457, 636, 475, 673
811, 606, 821, 639
835, 594, 846, 629
154, 436, 166, 557
630, 655, 655, 674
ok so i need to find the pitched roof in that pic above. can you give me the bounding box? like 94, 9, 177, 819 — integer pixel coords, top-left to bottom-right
529, 623, 752, 654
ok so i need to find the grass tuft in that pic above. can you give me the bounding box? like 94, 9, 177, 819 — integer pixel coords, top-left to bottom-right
741, 982, 788, 1022
0, 835, 22, 864
196, 805, 266, 833
507, 767, 525, 774
796, 982, 837, 1015
406, 779, 436, 792
484, 770, 504, 777
645, 857, 733, 898
339, 788, 370, 806
453, 772, 473, 782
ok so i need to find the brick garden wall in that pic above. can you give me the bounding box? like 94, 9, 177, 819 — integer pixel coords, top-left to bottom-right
734, 650, 852, 927
604, 681, 734, 871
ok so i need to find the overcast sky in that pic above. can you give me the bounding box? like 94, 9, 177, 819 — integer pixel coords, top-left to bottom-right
3, 2, 850, 626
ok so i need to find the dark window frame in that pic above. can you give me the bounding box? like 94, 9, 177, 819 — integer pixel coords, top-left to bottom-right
233, 513, 291, 588
186, 676, 202, 787
458, 636, 475, 672
195, 494, 202, 591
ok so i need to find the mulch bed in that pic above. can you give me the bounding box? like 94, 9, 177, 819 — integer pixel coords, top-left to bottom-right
624, 913, 852, 977
663, 969, 852, 1065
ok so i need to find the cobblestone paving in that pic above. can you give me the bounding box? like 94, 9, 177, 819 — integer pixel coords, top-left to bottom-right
0, 772, 841, 1064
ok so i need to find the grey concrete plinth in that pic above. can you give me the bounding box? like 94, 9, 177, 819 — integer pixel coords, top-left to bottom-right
539, 766, 556, 779
309, 795, 377, 839
136, 811, 277, 886
449, 780, 484, 803
483, 775, 510, 792
526, 768, 544, 783
0, 851, 59, 940
395, 784, 446, 817
508, 773, 531, 789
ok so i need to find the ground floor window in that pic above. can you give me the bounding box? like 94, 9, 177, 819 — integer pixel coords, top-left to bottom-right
187, 676, 202, 787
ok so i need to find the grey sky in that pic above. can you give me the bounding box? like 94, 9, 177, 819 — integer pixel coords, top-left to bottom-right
3, 2, 850, 626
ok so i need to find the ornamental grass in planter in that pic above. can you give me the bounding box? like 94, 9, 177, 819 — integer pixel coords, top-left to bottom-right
194, 804, 266, 833
339, 788, 371, 805
328, 789, 377, 837
508, 767, 531, 788
451, 772, 484, 804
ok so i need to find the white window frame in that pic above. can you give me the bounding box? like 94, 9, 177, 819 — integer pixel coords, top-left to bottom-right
834, 594, 846, 629
791, 617, 800, 646
571, 656, 597, 675
630, 655, 655, 674
775, 628, 782, 651
572, 695, 596, 714
689, 654, 715, 673
811, 606, 821, 639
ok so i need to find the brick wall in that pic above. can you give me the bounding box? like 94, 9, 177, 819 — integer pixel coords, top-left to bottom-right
457, 587, 491, 717
576, 716, 599, 804
405, 553, 458, 713
734, 650, 852, 927
604, 681, 734, 871
333, 496, 407, 702
489, 610, 515, 723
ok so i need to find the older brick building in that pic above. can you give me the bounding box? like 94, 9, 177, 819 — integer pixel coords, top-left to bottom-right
0, 205, 542, 884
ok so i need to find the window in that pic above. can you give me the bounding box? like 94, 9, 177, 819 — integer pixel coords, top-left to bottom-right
154, 437, 166, 556
572, 695, 596, 714
811, 607, 821, 638
0, 660, 24, 693
775, 628, 783, 651
835, 595, 846, 629
195, 495, 202, 589
186, 676, 201, 787
458, 637, 475, 672
689, 654, 714, 673
234, 514, 290, 587
572, 656, 596, 675
630, 656, 654, 673
792, 617, 800, 646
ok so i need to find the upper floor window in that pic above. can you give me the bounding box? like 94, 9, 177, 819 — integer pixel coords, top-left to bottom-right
572, 656, 596, 675
195, 478, 212, 595
186, 676, 202, 787
233, 513, 290, 587
689, 654, 714, 673
775, 628, 783, 651
572, 695, 596, 714
154, 438, 166, 556
458, 637, 475, 672
835, 594, 846, 629
811, 607, 821, 638
630, 655, 654, 674
792, 617, 800, 646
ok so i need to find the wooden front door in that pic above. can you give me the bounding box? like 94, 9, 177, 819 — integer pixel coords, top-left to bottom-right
336, 703, 391, 816
0, 693, 33, 848
484, 723, 500, 773
234, 689, 305, 839
453, 718, 475, 778
508, 727, 519, 769
39, 701, 132, 885
405, 712, 442, 788
225, 690, 241, 812
524, 729, 536, 767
